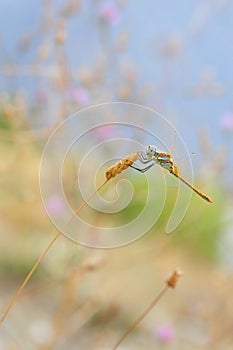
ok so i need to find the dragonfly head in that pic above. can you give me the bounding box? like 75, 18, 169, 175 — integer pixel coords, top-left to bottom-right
146, 145, 157, 158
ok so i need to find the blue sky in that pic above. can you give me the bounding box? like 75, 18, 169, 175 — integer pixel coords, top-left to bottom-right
0, 0, 233, 158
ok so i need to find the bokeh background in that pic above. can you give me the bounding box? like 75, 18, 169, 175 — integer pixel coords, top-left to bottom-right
0, 0, 233, 349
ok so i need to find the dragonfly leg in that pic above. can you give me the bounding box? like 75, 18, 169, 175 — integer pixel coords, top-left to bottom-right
138, 152, 152, 164
130, 163, 155, 173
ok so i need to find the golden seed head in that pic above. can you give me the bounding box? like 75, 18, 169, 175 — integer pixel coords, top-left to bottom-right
105, 152, 140, 181
166, 269, 183, 288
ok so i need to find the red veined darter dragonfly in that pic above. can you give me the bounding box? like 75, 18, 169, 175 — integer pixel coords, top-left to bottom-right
130, 145, 213, 203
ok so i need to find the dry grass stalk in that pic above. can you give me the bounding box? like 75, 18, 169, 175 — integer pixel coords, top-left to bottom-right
112, 269, 183, 350
0, 153, 139, 324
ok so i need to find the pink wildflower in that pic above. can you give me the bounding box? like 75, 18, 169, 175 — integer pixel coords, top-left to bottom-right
96, 125, 115, 140
219, 112, 233, 131
98, 2, 121, 25
66, 87, 89, 105
46, 195, 65, 215
154, 323, 175, 343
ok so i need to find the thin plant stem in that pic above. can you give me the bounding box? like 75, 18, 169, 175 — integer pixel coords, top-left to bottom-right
112, 285, 168, 350
0, 152, 139, 324
0, 180, 108, 324
112, 269, 182, 350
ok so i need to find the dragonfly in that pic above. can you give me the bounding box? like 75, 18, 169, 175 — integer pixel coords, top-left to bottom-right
130, 145, 213, 203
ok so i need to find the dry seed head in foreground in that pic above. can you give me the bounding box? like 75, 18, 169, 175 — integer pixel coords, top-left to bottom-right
105, 152, 140, 181
166, 269, 183, 288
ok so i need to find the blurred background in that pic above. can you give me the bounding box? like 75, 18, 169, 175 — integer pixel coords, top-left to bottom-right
0, 0, 233, 349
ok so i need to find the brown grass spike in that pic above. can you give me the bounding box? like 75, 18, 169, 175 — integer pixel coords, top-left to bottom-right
112, 269, 183, 350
